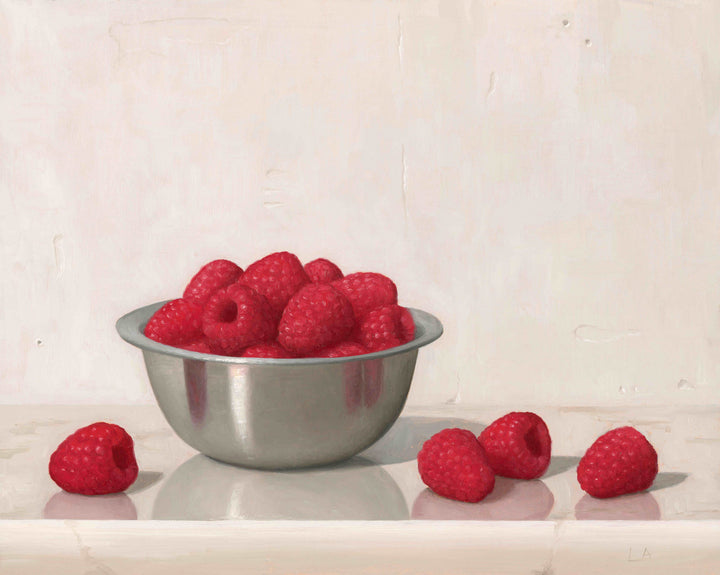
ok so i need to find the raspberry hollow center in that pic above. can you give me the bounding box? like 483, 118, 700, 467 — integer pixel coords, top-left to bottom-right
524, 426, 543, 457
112, 445, 133, 469
217, 301, 238, 323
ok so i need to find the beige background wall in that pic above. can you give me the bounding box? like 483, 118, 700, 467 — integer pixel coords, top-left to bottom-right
1, 0, 719, 406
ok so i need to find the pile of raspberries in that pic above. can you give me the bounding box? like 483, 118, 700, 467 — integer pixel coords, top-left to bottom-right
143, 252, 415, 358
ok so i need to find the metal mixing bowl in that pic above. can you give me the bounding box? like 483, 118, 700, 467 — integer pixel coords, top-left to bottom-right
116, 301, 443, 469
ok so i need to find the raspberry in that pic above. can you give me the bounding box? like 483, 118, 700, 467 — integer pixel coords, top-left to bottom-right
202, 283, 277, 356
178, 339, 212, 354
331, 272, 398, 319
278, 284, 355, 355
577, 426, 658, 499
357, 304, 415, 351
478, 412, 552, 480
304, 258, 343, 284
238, 251, 310, 317
417, 428, 495, 503
183, 259, 243, 307
314, 341, 368, 358
241, 342, 295, 358
144, 298, 203, 346
49, 422, 139, 495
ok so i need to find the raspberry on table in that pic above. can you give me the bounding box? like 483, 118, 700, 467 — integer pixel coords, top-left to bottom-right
417, 428, 496, 503
478, 412, 552, 480
183, 259, 243, 307
357, 304, 415, 352
49, 422, 139, 495
202, 283, 277, 356
144, 298, 203, 346
304, 258, 343, 284
238, 251, 310, 318
241, 342, 295, 358
314, 341, 368, 358
331, 272, 398, 320
577, 426, 658, 499
278, 284, 355, 355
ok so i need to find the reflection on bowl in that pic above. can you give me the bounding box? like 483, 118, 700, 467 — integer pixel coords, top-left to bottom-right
411, 477, 555, 521
43, 491, 137, 520
344, 358, 385, 413
152, 454, 409, 521
117, 303, 443, 469
575, 491, 661, 520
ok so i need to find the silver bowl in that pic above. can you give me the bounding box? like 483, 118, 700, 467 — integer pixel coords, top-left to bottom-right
116, 301, 443, 470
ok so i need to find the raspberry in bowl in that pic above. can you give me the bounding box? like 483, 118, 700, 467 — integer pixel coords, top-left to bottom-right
116, 252, 443, 470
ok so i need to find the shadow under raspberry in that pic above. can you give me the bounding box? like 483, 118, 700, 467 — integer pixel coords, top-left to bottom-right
125, 470, 164, 494
360, 415, 487, 465
542, 455, 581, 478
648, 471, 688, 492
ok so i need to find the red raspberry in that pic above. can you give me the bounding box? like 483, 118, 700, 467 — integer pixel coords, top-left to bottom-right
304, 258, 343, 284
417, 428, 495, 503
358, 304, 415, 351
144, 298, 203, 346
577, 427, 658, 499
178, 339, 212, 354
478, 412, 552, 480
331, 272, 398, 319
183, 259, 243, 307
241, 342, 295, 358
238, 251, 310, 317
202, 283, 277, 356
278, 284, 355, 355
49, 422, 139, 495
314, 341, 368, 358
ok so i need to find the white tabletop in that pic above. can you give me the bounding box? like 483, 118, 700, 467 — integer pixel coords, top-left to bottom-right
1, 404, 719, 573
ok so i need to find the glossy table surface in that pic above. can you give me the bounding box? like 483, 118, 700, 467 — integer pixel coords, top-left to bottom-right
1, 404, 719, 573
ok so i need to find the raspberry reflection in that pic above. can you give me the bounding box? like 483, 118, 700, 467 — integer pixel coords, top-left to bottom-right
43, 491, 137, 520
575, 491, 661, 520
412, 477, 554, 521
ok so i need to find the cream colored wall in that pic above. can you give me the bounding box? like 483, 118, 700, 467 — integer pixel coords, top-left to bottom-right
1, 0, 719, 406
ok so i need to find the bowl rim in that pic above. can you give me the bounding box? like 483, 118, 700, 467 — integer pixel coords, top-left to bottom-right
116, 301, 443, 365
